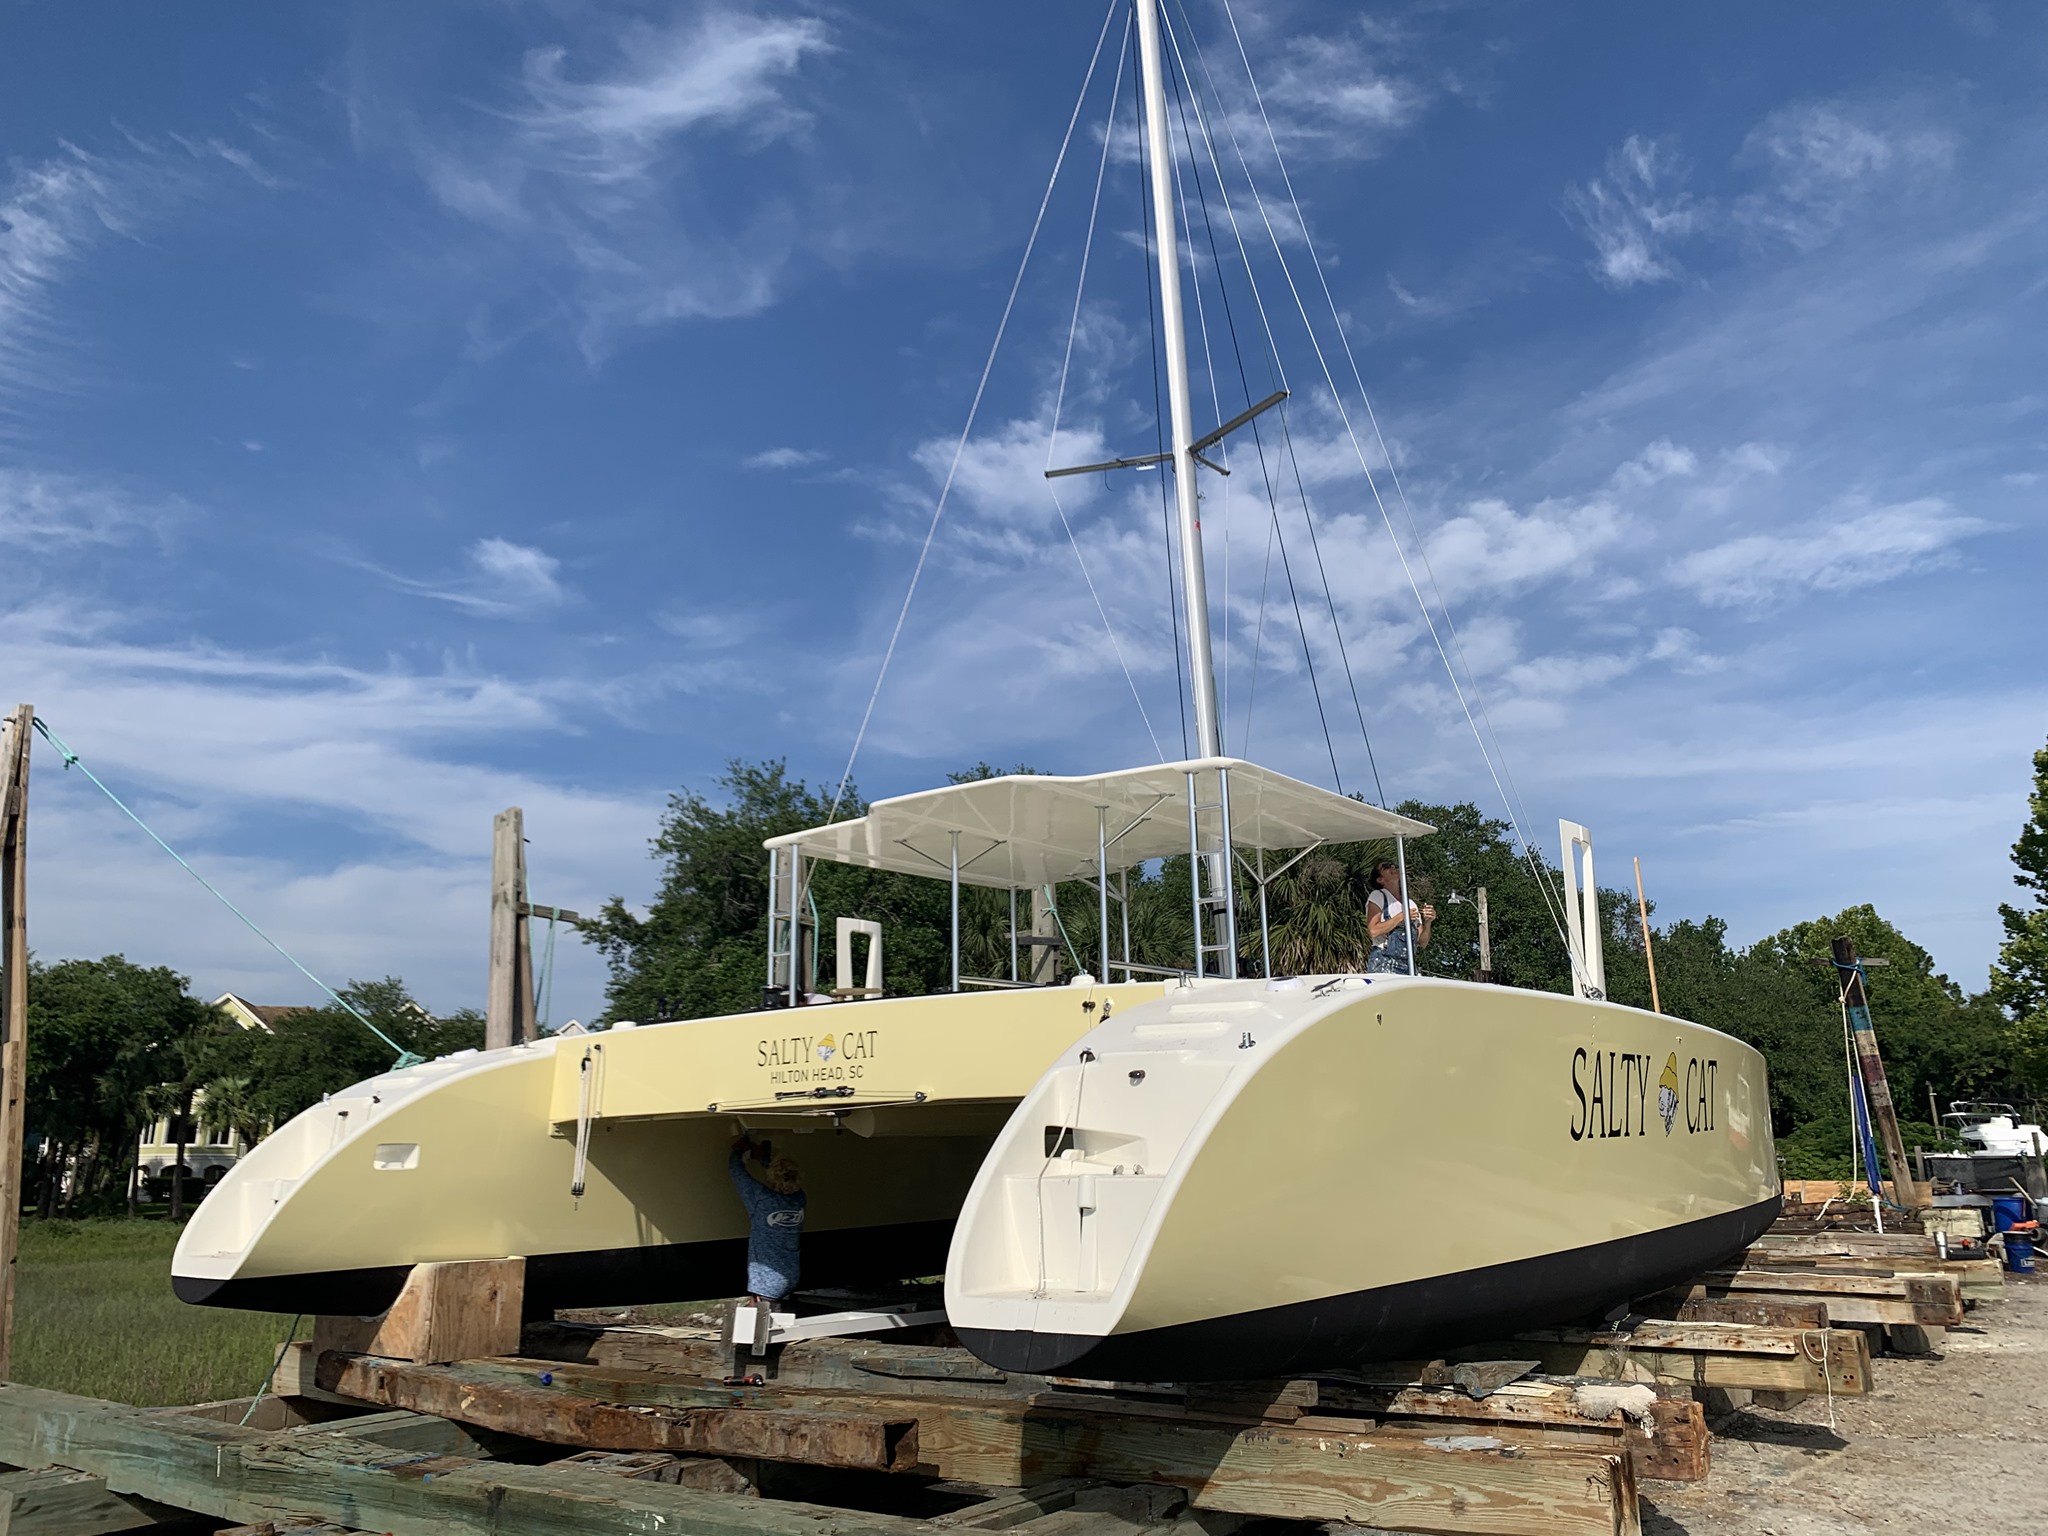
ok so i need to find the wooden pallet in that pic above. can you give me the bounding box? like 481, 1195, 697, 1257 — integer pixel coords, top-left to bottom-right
1681, 1267, 1964, 1327
0, 1377, 1642, 1536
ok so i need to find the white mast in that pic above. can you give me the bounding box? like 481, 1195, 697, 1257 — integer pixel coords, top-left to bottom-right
1135, 0, 1222, 760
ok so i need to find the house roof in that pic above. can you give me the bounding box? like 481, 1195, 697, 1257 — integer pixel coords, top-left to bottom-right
765, 757, 1434, 891
212, 993, 315, 1032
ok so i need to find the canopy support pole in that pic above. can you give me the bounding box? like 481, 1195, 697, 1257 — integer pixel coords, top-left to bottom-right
1396, 835, 1415, 977
1097, 807, 1111, 983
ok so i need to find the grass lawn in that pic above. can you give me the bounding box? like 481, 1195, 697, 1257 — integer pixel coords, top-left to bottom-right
11, 1218, 303, 1407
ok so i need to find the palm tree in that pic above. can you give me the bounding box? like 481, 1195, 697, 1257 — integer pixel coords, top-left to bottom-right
199, 1076, 268, 1155
1260, 855, 1372, 975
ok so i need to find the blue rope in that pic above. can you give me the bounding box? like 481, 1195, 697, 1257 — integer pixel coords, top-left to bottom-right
32, 719, 422, 1068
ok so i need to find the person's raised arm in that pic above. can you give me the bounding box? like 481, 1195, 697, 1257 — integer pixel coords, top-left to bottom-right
1366, 889, 1403, 941
729, 1138, 768, 1215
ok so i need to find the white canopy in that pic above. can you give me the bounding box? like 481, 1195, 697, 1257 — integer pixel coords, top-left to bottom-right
765, 758, 1432, 890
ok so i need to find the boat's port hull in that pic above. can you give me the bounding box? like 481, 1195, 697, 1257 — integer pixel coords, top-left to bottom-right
173, 986, 1167, 1316
959, 1191, 1780, 1378
173, 1215, 957, 1317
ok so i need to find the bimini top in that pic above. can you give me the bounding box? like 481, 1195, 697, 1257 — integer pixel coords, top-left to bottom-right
765, 757, 1433, 891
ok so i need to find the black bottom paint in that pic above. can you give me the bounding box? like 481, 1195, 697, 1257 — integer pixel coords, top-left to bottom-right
172, 1219, 957, 1317
957, 1193, 1784, 1381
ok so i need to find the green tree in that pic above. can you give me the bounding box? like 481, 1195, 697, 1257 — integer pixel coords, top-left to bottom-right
1990, 737, 2048, 1091
26, 955, 220, 1214
191, 978, 482, 1130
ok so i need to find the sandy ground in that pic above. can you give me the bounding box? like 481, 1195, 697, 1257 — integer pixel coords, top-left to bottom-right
1643, 1269, 2048, 1534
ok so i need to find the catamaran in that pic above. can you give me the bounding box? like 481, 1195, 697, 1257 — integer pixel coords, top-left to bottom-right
175, 0, 1778, 1377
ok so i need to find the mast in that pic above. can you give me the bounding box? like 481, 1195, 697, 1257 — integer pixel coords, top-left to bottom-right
1135, 0, 1222, 760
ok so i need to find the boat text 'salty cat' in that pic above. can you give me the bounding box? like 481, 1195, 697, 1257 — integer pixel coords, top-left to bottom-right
173, 0, 1779, 1381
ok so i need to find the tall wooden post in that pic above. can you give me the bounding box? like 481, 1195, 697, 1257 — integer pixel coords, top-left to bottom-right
486, 808, 534, 1050
0, 705, 35, 1379
1832, 936, 1917, 1207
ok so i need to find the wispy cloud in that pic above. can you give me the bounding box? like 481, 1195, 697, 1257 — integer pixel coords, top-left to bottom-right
0, 136, 276, 400
1736, 99, 1955, 250
517, 12, 829, 181
742, 446, 825, 471
1668, 497, 1988, 607
0, 148, 129, 395
0, 468, 176, 549
409, 6, 833, 348
379, 537, 570, 617
1564, 136, 1704, 288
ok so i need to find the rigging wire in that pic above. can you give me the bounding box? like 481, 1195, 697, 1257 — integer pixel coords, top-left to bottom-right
1043, 7, 1165, 763
30, 718, 421, 1066
829, 0, 1122, 820
1132, 21, 1190, 761
1160, 34, 1344, 792
1200, 0, 1577, 959
1207, 2, 1551, 874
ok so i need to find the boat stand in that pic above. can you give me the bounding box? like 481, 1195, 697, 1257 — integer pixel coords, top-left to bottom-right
730, 1301, 947, 1354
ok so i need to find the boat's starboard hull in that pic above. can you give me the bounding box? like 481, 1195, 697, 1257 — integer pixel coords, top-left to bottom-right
946, 974, 1780, 1381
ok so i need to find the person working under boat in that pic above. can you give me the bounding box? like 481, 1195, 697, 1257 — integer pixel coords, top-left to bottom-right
1366, 860, 1434, 974
728, 1133, 806, 1329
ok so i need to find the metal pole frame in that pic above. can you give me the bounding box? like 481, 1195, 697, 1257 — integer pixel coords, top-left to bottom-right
949, 831, 961, 994
1119, 869, 1132, 978
1186, 771, 1204, 975
1097, 806, 1111, 983
1216, 766, 1238, 978
1008, 887, 1019, 984
1135, 0, 1222, 760
788, 848, 805, 1007
764, 850, 781, 995
1395, 834, 1415, 977
1256, 849, 1271, 978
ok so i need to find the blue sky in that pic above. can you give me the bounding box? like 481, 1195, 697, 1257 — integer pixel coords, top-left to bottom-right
3, 0, 2043, 1023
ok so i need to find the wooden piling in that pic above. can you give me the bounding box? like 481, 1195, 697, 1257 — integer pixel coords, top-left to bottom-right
0, 705, 34, 1380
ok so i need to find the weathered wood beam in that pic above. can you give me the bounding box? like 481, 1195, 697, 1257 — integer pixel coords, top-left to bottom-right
0, 1385, 932, 1536
0, 1467, 180, 1536
1473, 1323, 1869, 1396
1640, 1296, 1831, 1329
1317, 1382, 1709, 1484
312, 1259, 524, 1366
1737, 1244, 2003, 1301
325, 1356, 1641, 1536
325, 1355, 919, 1473
1691, 1268, 1963, 1326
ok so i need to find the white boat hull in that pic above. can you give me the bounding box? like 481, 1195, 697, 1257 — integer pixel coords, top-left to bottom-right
946, 975, 1779, 1380
173, 984, 1165, 1314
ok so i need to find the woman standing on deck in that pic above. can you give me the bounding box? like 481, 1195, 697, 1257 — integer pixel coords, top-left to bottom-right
1366, 859, 1434, 974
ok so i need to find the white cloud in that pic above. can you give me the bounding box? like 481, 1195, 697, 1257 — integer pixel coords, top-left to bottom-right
0, 148, 130, 395
1737, 100, 1955, 250
1668, 497, 1988, 607
1564, 136, 1704, 289
3, 601, 665, 1017
411, 7, 833, 344
380, 537, 570, 617
0, 468, 174, 549
742, 446, 825, 471
517, 13, 829, 181
0, 137, 274, 399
